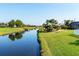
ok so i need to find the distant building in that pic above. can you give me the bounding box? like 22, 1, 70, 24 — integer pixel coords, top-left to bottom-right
69, 22, 79, 29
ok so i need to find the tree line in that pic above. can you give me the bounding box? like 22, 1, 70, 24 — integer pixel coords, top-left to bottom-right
42, 19, 74, 32
0, 19, 75, 32
0, 19, 25, 27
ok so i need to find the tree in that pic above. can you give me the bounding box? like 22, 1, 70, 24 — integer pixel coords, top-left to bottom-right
8, 20, 15, 27
64, 20, 73, 26
15, 20, 23, 27
43, 23, 52, 32
46, 19, 58, 29
43, 19, 58, 32
64, 20, 74, 29
46, 19, 58, 25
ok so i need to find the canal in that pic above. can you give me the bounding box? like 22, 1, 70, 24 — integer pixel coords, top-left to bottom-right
0, 30, 40, 56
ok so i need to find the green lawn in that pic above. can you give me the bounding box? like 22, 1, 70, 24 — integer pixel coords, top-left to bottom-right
0, 28, 24, 36
0, 26, 36, 36
23, 27, 36, 30
39, 30, 79, 56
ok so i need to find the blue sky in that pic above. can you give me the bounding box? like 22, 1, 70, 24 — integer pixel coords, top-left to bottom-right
0, 3, 79, 25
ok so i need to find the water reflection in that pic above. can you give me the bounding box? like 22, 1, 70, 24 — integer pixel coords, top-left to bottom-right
0, 30, 40, 56
8, 32, 23, 41
9, 34, 15, 41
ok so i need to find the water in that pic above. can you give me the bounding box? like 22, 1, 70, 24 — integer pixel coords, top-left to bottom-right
0, 30, 40, 56
74, 29, 79, 35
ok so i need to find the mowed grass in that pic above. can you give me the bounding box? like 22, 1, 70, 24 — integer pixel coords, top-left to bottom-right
0, 27, 35, 36
39, 30, 79, 56
23, 27, 36, 30
0, 28, 24, 36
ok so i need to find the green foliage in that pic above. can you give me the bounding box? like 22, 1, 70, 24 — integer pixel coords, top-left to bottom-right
42, 19, 59, 32
54, 25, 61, 30
43, 23, 53, 32
8, 20, 15, 27
8, 19, 24, 27
60, 25, 68, 29
46, 19, 58, 25
15, 20, 23, 27
64, 20, 73, 26
64, 20, 74, 29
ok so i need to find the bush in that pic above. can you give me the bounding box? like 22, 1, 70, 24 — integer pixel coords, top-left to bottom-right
61, 25, 68, 29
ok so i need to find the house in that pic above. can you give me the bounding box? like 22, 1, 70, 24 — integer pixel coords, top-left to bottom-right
69, 21, 79, 29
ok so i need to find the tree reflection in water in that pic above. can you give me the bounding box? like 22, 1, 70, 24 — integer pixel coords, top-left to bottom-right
8, 32, 23, 41
15, 32, 22, 39
9, 34, 15, 41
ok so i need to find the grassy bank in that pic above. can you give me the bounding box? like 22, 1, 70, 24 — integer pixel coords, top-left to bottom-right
39, 30, 79, 56
23, 27, 36, 30
0, 26, 36, 36
0, 28, 25, 36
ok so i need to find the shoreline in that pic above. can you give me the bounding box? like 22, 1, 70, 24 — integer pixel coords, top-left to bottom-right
0, 28, 25, 36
